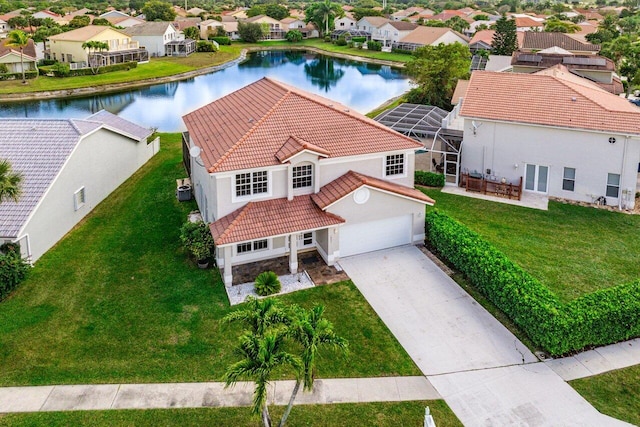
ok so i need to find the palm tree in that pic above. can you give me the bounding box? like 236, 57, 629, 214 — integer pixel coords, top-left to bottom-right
279, 305, 348, 427
224, 296, 290, 336
224, 330, 301, 427
6, 30, 29, 84
0, 160, 22, 203
306, 0, 343, 36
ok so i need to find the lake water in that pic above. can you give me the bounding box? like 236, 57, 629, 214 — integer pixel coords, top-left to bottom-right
0, 50, 411, 132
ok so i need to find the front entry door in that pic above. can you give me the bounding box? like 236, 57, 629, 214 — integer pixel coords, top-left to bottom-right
525, 164, 549, 193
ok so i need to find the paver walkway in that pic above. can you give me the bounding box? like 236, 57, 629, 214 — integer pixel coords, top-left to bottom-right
0, 377, 438, 413
339, 246, 632, 426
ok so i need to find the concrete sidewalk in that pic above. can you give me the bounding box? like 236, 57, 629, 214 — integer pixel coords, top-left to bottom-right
339, 246, 633, 426
0, 376, 439, 413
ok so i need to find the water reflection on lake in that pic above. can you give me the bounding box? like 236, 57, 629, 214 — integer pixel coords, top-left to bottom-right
0, 50, 411, 132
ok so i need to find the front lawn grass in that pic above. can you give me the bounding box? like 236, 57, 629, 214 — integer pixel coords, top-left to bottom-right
421, 189, 640, 302
0, 47, 242, 95
0, 133, 419, 386
570, 365, 640, 426
0, 401, 462, 427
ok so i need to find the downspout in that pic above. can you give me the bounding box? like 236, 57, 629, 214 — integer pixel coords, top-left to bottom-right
619, 136, 629, 210
14, 234, 32, 263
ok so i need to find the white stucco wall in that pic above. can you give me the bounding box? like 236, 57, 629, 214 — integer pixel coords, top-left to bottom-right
433, 31, 468, 46
130, 33, 173, 57
460, 118, 640, 208
19, 130, 159, 262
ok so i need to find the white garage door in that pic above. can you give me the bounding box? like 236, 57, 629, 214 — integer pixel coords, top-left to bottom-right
339, 215, 413, 257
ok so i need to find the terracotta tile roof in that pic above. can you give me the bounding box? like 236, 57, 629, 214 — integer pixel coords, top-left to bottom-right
398, 26, 469, 45
460, 69, 640, 135
210, 195, 345, 245
470, 30, 524, 48
514, 17, 543, 27
312, 170, 435, 209
275, 135, 330, 163
182, 78, 422, 173
522, 31, 600, 52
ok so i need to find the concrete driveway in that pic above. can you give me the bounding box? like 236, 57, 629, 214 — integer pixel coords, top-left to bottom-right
339, 246, 630, 426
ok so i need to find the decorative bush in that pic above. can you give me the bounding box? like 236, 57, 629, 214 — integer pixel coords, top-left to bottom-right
197, 40, 217, 52
324, 35, 332, 42
415, 171, 445, 187
45, 62, 138, 77
351, 36, 366, 43
180, 221, 215, 262
0, 243, 30, 302
335, 35, 347, 46
0, 64, 8, 74
425, 210, 640, 356
367, 40, 382, 51
209, 36, 231, 45
286, 30, 303, 42
254, 271, 281, 296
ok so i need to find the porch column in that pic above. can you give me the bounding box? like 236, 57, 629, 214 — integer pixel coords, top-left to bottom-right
289, 233, 298, 274
223, 246, 233, 287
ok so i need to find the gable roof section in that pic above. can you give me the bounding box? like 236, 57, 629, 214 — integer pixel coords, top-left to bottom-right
210, 195, 345, 245
275, 136, 330, 163
0, 38, 37, 60
312, 170, 435, 209
398, 26, 469, 45
122, 21, 174, 36
388, 21, 418, 31
0, 112, 150, 238
85, 110, 153, 140
182, 78, 422, 173
48, 25, 128, 42
359, 16, 390, 28
522, 31, 600, 52
460, 70, 640, 135
514, 17, 543, 27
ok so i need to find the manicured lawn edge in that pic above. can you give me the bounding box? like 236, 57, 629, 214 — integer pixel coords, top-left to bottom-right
0, 400, 463, 427
425, 210, 640, 356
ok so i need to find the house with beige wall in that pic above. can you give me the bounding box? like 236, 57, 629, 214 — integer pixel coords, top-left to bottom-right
183, 78, 434, 286
0, 111, 160, 262
47, 25, 148, 66
393, 26, 469, 51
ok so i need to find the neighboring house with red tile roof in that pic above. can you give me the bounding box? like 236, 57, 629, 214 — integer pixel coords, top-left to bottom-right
182, 78, 435, 285
452, 69, 640, 210
0, 111, 158, 262
514, 16, 545, 31
394, 26, 469, 51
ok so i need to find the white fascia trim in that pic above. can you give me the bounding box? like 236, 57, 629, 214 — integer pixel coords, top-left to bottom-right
319, 148, 416, 166
321, 184, 433, 211
214, 163, 287, 179
459, 116, 640, 139
282, 149, 329, 163
215, 224, 340, 249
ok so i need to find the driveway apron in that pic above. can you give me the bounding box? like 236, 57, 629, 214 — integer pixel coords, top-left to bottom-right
339, 246, 630, 426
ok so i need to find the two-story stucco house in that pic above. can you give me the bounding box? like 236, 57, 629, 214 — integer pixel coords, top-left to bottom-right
371, 21, 417, 47
454, 66, 640, 210
0, 111, 159, 262
123, 22, 178, 57
182, 78, 434, 286
47, 25, 149, 67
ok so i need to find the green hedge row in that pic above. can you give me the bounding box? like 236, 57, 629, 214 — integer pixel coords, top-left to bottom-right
45, 61, 138, 77
0, 70, 38, 81
425, 210, 640, 355
415, 171, 445, 187
0, 243, 30, 302
209, 36, 231, 45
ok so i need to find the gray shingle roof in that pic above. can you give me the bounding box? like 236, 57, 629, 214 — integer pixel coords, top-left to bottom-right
0, 111, 150, 238
122, 21, 174, 36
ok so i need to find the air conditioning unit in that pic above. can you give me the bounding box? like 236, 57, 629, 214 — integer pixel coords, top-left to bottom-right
176, 178, 192, 202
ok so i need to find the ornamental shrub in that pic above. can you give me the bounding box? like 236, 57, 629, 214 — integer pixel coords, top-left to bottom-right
415, 171, 445, 187
425, 210, 640, 355
197, 40, 217, 52
180, 221, 215, 262
254, 271, 281, 296
0, 243, 30, 302
367, 40, 382, 51
335, 35, 347, 46
286, 30, 303, 42
351, 36, 366, 43
209, 36, 231, 45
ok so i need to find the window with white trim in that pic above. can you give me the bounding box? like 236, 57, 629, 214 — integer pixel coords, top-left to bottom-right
562, 167, 575, 192
606, 173, 620, 198
237, 239, 268, 254
73, 187, 85, 211
293, 164, 313, 189
235, 171, 268, 197
385, 154, 405, 176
